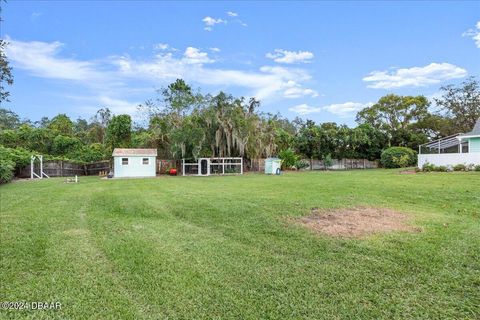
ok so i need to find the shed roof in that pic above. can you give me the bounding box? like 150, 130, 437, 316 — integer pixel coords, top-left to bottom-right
112, 148, 157, 157
458, 118, 480, 138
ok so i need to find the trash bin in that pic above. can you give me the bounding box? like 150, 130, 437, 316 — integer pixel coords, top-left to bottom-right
265, 158, 281, 175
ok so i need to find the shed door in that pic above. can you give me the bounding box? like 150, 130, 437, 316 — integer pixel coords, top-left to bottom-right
200, 159, 208, 175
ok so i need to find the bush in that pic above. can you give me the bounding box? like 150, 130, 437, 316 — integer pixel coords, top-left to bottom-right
70, 143, 106, 162
435, 166, 448, 172
278, 148, 299, 170
295, 159, 309, 170
0, 147, 31, 170
323, 154, 333, 169
0, 146, 32, 183
453, 164, 466, 171
380, 147, 417, 168
0, 159, 15, 183
52, 135, 82, 156
392, 154, 411, 168
422, 162, 435, 172
475, 165, 480, 172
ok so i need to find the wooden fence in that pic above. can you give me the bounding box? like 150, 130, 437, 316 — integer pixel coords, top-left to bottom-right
18, 160, 111, 178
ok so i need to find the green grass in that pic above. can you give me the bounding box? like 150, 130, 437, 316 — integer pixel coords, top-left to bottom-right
1, 170, 479, 319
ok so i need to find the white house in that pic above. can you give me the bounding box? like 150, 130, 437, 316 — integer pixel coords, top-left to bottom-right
112, 148, 157, 178
418, 118, 480, 167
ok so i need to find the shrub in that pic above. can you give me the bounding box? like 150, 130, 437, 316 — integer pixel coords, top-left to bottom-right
295, 159, 309, 170
422, 162, 436, 172
0, 147, 31, 170
0, 146, 32, 183
278, 148, 299, 170
51, 135, 82, 156
453, 164, 466, 171
70, 143, 106, 162
323, 154, 333, 169
475, 165, 480, 172
381, 147, 417, 168
435, 166, 448, 172
0, 159, 15, 183
392, 154, 411, 168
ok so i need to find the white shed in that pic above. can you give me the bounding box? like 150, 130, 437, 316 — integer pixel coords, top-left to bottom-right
112, 148, 157, 178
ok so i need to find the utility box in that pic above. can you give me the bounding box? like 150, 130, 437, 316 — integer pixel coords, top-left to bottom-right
265, 158, 281, 175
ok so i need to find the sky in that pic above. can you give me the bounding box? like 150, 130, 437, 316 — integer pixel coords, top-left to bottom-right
2, 1, 479, 126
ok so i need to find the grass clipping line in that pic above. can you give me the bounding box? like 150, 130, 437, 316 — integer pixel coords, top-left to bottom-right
293, 206, 421, 238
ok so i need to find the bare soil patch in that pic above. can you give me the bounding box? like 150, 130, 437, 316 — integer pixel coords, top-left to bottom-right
293, 207, 420, 238
399, 170, 417, 174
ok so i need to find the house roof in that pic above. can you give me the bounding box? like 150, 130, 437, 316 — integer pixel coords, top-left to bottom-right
112, 148, 157, 157
458, 118, 480, 139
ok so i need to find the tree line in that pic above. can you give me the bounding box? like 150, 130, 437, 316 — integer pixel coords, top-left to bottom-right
1, 77, 479, 169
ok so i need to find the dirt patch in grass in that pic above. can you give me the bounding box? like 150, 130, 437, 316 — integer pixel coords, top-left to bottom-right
293, 207, 420, 238
399, 170, 417, 174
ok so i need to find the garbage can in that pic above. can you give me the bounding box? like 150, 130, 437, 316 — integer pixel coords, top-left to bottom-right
264, 158, 281, 175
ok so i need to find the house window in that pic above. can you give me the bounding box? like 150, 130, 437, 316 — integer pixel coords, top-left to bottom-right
142, 158, 149, 165
122, 158, 128, 165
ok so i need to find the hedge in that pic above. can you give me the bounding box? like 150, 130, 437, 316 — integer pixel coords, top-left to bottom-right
380, 147, 417, 168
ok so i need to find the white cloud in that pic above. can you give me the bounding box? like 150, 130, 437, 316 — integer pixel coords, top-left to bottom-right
283, 80, 318, 98
6, 38, 318, 108
96, 96, 140, 114
5, 38, 103, 81
289, 101, 372, 117
31, 12, 42, 20
363, 63, 467, 89
266, 49, 314, 64
209, 47, 221, 52
288, 104, 322, 115
183, 47, 214, 64
115, 56, 315, 100
73, 95, 141, 115
154, 43, 169, 50
462, 21, 480, 48
323, 102, 372, 117
202, 16, 226, 31
203, 12, 246, 31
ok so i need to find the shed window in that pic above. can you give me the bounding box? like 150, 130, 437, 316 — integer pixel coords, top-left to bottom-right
122, 158, 128, 165
142, 158, 149, 165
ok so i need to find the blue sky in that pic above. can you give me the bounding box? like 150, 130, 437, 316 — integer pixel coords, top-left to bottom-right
2, 1, 479, 126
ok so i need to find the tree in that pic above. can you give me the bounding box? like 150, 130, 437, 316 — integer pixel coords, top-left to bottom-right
295, 120, 320, 169
353, 124, 387, 160
0, 39, 13, 103
90, 108, 112, 144
162, 79, 200, 116
51, 135, 82, 156
73, 118, 89, 142
106, 114, 132, 149
48, 114, 74, 136
356, 94, 430, 148
0, 108, 21, 130
35, 116, 51, 128
316, 122, 340, 160
434, 76, 480, 133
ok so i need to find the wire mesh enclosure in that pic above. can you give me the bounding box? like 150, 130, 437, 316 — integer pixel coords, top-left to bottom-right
182, 158, 243, 176
419, 134, 468, 154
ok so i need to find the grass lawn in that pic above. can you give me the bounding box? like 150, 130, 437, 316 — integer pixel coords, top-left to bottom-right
1, 170, 479, 319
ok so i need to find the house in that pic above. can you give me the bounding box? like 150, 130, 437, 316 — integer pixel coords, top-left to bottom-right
112, 148, 157, 178
418, 118, 480, 167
